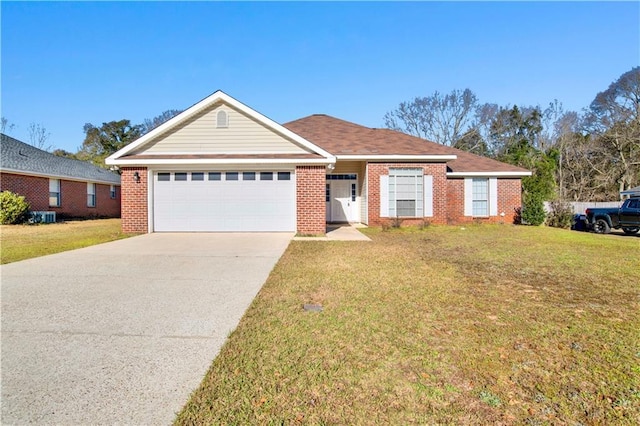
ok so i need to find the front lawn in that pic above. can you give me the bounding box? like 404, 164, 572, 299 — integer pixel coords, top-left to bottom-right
0, 218, 131, 264
176, 225, 640, 424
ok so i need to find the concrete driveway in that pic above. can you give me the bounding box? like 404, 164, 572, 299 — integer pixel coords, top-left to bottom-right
1, 233, 293, 425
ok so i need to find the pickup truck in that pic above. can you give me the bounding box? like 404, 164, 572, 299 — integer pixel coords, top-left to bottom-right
585, 197, 640, 234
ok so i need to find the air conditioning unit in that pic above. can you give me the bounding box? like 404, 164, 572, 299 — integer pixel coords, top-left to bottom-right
30, 211, 56, 224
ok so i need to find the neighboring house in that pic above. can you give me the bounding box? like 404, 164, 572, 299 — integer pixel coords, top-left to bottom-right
1, 133, 121, 219
106, 91, 530, 234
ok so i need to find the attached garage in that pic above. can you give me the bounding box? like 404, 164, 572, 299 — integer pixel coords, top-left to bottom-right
152, 170, 295, 232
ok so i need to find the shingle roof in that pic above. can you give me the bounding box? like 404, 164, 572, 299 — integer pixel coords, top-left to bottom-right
284, 115, 530, 174
1, 134, 121, 184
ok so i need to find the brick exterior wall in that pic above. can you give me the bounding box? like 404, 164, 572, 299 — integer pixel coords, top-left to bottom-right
366, 163, 449, 226
446, 178, 522, 224
120, 167, 148, 233
296, 165, 326, 235
0, 172, 120, 219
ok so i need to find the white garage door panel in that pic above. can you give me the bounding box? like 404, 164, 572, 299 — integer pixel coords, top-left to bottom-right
153, 172, 295, 232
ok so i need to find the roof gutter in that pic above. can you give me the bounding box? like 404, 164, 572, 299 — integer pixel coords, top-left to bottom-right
337, 154, 457, 161
447, 171, 532, 177
0, 167, 121, 185
105, 157, 336, 166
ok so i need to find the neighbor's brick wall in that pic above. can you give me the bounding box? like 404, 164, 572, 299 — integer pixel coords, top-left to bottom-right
0, 172, 120, 218
447, 178, 522, 224
296, 165, 326, 235
367, 163, 449, 226
0, 172, 49, 211
120, 167, 148, 233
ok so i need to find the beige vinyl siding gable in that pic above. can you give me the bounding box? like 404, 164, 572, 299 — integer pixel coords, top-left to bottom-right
133, 103, 311, 155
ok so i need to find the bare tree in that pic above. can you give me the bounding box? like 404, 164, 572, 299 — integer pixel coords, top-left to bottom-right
27, 123, 52, 151
142, 109, 182, 135
384, 89, 478, 146
1, 117, 16, 134
584, 66, 640, 198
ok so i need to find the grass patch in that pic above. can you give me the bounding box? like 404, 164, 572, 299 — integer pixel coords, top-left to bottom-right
1, 219, 131, 264
176, 225, 640, 424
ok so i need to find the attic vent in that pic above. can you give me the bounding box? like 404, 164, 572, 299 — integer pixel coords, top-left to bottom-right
216, 110, 228, 128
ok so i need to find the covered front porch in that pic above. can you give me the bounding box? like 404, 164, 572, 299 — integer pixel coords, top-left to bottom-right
325, 161, 367, 224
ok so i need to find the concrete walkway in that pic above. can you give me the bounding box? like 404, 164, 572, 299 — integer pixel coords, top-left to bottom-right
293, 224, 371, 241
0, 233, 293, 425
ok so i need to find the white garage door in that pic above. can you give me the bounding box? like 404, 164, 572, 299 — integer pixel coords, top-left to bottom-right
153, 171, 296, 232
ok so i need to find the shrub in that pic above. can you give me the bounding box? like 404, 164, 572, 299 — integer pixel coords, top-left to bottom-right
521, 193, 546, 226
546, 199, 574, 229
0, 191, 30, 224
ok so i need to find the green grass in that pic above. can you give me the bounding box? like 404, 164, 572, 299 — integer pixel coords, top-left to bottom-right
176, 224, 640, 425
1, 219, 131, 264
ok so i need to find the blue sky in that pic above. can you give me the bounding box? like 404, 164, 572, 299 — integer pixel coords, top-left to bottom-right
2, 1, 639, 152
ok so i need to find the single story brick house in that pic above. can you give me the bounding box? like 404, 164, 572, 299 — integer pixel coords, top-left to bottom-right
106, 91, 530, 234
1, 133, 121, 219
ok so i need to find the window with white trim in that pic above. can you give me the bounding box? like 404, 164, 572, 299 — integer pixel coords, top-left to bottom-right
389, 168, 423, 217
87, 183, 96, 207
110, 185, 116, 199
472, 178, 489, 216
49, 179, 61, 207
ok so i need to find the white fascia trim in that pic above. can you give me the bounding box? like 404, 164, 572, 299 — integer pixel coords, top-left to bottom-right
105, 90, 335, 163
447, 171, 532, 177
0, 168, 121, 186
107, 158, 336, 166
337, 154, 457, 161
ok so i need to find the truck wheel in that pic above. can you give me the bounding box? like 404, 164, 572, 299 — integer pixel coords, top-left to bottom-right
593, 219, 611, 234
623, 227, 639, 235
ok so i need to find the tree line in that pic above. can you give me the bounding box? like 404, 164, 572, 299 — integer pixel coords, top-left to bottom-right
51, 109, 183, 167
384, 67, 639, 204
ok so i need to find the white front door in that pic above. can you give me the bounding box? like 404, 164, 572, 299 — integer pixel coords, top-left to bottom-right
327, 179, 358, 222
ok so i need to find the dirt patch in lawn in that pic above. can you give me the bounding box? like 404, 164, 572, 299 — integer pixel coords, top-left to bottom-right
176, 225, 640, 425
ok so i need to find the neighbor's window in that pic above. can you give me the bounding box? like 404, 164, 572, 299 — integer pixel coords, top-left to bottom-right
110, 185, 116, 199
87, 183, 96, 207
472, 178, 489, 217
216, 110, 228, 128
49, 179, 61, 207
389, 168, 423, 217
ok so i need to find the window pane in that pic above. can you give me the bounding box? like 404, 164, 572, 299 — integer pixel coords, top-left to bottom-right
49, 179, 60, 192
49, 193, 59, 207
473, 200, 488, 216
351, 183, 356, 202
277, 172, 290, 181
243, 172, 256, 181
397, 200, 416, 217
208, 172, 221, 181
191, 172, 204, 181
157, 173, 170, 181
175, 172, 187, 181
226, 172, 239, 181
260, 172, 273, 181
326, 184, 330, 202
472, 178, 489, 216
